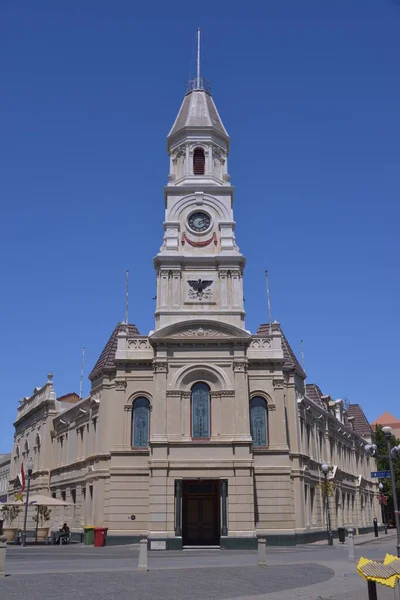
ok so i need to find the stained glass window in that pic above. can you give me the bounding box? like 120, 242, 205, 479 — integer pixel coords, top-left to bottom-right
191, 382, 210, 439
132, 397, 150, 448
250, 397, 268, 447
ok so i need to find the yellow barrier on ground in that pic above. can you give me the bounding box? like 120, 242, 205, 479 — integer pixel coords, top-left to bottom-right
357, 554, 400, 589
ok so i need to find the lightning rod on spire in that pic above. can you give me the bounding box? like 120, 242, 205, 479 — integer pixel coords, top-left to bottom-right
79, 346, 85, 399
125, 269, 129, 325
301, 339, 305, 371
197, 28, 201, 89
265, 270, 272, 336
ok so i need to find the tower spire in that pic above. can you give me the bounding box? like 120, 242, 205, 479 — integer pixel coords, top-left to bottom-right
197, 28, 201, 89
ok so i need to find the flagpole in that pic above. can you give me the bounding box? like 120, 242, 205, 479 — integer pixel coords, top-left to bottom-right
265, 270, 272, 336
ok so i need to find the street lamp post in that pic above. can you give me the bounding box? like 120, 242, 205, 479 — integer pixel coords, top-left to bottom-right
321, 462, 333, 546
382, 426, 400, 558
379, 482, 388, 535
21, 457, 33, 548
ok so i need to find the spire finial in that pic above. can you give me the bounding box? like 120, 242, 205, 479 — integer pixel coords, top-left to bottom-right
197, 28, 201, 89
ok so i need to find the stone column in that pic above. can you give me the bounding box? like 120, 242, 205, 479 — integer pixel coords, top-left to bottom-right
159, 271, 169, 308
174, 480, 182, 536
219, 270, 228, 309
233, 360, 250, 440
151, 362, 168, 442
221, 480, 228, 536
172, 272, 181, 308
231, 270, 242, 309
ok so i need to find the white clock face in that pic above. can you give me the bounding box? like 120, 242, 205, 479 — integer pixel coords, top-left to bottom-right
188, 212, 211, 232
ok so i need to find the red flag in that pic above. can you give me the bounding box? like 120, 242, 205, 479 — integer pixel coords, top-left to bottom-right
18, 463, 25, 492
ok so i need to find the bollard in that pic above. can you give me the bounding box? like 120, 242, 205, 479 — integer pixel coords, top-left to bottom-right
347, 528, 355, 563
367, 580, 378, 600
257, 536, 267, 567
373, 518, 378, 538
0, 535, 7, 577
137, 538, 148, 572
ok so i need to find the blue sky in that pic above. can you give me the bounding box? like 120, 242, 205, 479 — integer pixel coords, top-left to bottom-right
1, 1, 399, 452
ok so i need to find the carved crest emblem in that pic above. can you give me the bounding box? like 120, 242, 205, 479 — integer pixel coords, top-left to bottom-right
188, 279, 213, 300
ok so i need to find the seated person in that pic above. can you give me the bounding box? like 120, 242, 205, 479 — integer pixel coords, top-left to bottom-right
55, 523, 70, 544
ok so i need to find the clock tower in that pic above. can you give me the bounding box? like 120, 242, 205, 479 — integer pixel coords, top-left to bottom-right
154, 76, 245, 330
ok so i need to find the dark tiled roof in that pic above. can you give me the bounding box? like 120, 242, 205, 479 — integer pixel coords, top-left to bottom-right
256, 323, 306, 378
305, 383, 324, 408
346, 404, 372, 437
89, 323, 140, 381
57, 392, 80, 404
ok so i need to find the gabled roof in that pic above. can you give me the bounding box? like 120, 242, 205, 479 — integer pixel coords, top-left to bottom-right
89, 322, 140, 381
57, 392, 80, 404
168, 90, 229, 141
371, 411, 400, 427
306, 383, 324, 408
256, 323, 306, 378
346, 404, 372, 437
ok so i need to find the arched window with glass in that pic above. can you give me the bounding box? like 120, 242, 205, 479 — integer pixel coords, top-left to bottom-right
191, 382, 210, 439
250, 397, 268, 447
132, 397, 150, 448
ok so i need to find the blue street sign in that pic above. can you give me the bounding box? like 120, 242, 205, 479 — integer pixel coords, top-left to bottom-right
371, 471, 391, 478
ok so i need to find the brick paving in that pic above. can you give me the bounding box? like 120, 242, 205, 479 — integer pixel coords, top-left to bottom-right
0, 564, 334, 600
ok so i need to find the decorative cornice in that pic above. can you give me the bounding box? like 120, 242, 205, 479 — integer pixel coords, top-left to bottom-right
127, 338, 152, 351
233, 361, 248, 373
210, 390, 235, 397
273, 379, 284, 390
115, 380, 127, 391
250, 338, 272, 349
171, 327, 228, 338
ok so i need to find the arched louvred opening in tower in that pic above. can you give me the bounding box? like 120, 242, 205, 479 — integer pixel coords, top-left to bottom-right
193, 147, 205, 175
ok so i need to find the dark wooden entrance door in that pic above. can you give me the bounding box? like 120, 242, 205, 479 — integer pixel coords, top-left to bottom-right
182, 480, 220, 546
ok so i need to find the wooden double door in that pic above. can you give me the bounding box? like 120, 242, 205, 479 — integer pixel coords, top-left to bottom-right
182, 480, 220, 546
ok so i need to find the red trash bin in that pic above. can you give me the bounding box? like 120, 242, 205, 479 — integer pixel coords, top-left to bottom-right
93, 527, 108, 547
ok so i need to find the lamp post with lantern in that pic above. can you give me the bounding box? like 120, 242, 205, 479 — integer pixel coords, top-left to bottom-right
378, 482, 388, 535
21, 457, 33, 547
321, 462, 333, 546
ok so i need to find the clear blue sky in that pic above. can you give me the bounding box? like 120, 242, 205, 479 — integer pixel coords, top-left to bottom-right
1, 1, 399, 452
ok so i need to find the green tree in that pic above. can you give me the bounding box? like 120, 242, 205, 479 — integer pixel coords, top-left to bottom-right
374, 425, 400, 526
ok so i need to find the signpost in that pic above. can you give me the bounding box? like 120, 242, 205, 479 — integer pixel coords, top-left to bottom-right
371, 471, 391, 479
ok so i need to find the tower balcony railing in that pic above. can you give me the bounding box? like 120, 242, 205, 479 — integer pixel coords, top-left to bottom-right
186, 77, 211, 95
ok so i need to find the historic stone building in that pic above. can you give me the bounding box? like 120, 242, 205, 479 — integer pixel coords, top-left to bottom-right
8, 74, 379, 547
0, 453, 11, 503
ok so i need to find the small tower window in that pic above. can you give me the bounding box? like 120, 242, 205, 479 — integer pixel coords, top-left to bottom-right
193, 148, 205, 175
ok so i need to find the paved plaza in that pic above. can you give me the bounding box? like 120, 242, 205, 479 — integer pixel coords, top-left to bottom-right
1, 532, 400, 599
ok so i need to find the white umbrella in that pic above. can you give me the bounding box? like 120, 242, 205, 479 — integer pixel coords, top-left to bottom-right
29, 494, 70, 507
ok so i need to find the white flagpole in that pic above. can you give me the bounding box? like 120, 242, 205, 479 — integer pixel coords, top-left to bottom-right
265, 270, 272, 336
125, 269, 129, 325
79, 346, 85, 399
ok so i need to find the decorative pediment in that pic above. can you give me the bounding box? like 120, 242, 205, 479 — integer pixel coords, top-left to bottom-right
171, 327, 228, 338
150, 320, 251, 342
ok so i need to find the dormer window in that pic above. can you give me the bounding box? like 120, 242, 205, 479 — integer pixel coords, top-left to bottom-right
193, 147, 205, 175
